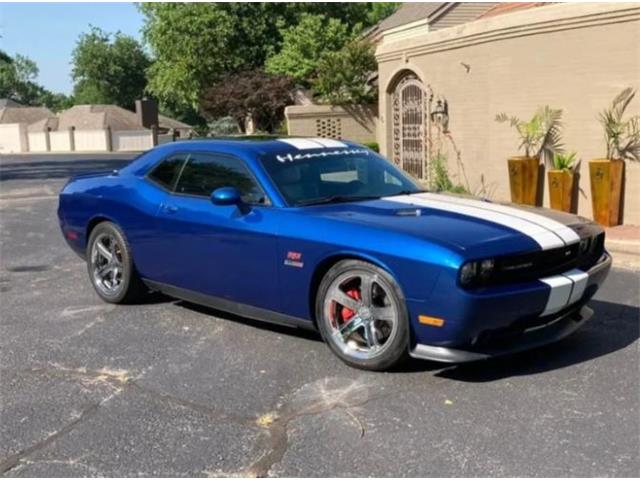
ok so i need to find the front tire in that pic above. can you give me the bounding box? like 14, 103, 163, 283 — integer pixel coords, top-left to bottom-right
86, 221, 146, 304
315, 259, 409, 371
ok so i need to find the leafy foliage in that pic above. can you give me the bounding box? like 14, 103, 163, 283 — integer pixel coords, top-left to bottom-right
552, 151, 577, 171
365, 3, 401, 25
265, 14, 353, 86
429, 152, 469, 194
207, 116, 240, 137
312, 40, 377, 105
200, 69, 294, 133
599, 87, 640, 162
141, 3, 396, 114
363, 142, 379, 152
0, 51, 72, 111
495, 106, 563, 165
71, 27, 150, 109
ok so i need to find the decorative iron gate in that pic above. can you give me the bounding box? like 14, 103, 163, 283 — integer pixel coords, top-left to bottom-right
391, 74, 430, 180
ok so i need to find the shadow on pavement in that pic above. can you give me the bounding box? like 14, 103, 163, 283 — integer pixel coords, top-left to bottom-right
150, 296, 638, 378
430, 299, 639, 381
175, 299, 323, 343
0, 158, 135, 181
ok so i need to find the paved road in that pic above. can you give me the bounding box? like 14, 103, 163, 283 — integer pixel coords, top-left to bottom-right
0, 155, 639, 476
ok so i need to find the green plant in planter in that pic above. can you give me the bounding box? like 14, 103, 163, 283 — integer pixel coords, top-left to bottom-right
590, 87, 639, 226
552, 151, 577, 171
495, 106, 564, 164
599, 87, 640, 161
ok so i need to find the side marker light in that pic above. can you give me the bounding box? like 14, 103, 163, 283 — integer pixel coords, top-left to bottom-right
419, 315, 445, 327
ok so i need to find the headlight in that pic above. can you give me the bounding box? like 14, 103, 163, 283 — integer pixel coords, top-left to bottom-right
579, 237, 591, 255
459, 259, 495, 287
459, 262, 477, 286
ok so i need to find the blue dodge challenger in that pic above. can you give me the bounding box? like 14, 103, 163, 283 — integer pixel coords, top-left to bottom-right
58, 138, 611, 370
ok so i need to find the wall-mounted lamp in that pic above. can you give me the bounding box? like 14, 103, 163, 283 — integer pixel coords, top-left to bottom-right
430, 97, 449, 133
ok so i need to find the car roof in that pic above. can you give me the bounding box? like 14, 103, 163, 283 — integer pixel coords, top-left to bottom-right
152, 137, 362, 157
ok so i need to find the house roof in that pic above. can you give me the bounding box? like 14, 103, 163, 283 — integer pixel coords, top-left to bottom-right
0, 98, 23, 108
477, 2, 549, 19
376, 3, 447, 31
0, 105, 53, 125
57, 105, 142, 131
27, 116, 59, 132
369, 2, 546, 40
54, 104, 192, 132
158, 114, 193, 130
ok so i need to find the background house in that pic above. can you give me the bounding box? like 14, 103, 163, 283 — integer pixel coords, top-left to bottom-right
374, 2, 640, 224
0, 99, 193, 153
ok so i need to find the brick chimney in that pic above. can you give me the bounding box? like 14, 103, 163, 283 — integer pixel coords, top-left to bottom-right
135, 98, 159, 129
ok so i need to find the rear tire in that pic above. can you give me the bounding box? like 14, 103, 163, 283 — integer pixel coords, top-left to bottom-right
315, 259, 409, 371
86, 221, 146, 304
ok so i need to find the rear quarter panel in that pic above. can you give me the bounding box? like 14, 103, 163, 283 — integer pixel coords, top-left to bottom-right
58, 173, 163, 277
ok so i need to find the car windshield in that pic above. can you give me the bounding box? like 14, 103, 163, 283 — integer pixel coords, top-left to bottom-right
259, 147, 424, 206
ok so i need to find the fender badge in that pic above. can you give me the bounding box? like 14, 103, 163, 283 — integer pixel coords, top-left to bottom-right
284, 251, 304, 268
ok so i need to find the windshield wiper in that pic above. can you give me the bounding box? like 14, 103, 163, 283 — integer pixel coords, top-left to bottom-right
297, 195, 382, 206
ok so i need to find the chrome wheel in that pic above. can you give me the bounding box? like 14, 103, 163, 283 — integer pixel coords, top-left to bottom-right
323, 270, 399, 360
90, 232, 124, 297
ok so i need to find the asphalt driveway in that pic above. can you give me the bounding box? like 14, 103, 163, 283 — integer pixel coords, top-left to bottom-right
0, 154, 638, 476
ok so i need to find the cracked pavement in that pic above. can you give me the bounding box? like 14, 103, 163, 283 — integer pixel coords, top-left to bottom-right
1, 154, 639, 476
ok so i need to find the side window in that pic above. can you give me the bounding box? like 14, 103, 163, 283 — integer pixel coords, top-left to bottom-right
147, 154, 188, 190
175, 153, 267, 204
384, 171, 403, 186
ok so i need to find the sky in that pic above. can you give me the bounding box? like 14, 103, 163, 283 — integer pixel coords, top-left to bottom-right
0, 2, 145, 95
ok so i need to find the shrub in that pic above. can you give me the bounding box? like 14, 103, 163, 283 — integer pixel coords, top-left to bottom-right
429, 153, 469, 194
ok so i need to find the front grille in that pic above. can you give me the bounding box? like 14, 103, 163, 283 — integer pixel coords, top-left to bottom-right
488, 231, 604, 286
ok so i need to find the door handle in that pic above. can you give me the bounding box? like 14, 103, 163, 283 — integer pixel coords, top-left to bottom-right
161, 203, 178, 214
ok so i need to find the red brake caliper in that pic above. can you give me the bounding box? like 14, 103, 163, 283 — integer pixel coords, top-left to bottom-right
330, 288, 361, 329
340, 289, 361, 322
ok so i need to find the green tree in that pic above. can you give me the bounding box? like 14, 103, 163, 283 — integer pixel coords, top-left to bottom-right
0, 51, 72, 111
71, 27, 150, 109
265, 14, 353, 86
0, 53, 39, 104
312, 40, 377, 105
140, 3, 395, 114
365, 3, 400, 25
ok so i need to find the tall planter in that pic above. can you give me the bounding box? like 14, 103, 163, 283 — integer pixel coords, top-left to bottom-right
548, 169, 574, 213
589, 158, 624, 227
508, 156, 539, 206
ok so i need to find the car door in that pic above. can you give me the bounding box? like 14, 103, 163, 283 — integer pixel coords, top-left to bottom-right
149, 151, 281, 312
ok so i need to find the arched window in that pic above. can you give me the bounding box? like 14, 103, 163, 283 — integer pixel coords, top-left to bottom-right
390, 72, 432, 180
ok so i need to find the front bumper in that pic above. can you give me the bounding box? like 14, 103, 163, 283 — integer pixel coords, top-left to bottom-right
410, 305, 593, 363
409, 252, 611, 363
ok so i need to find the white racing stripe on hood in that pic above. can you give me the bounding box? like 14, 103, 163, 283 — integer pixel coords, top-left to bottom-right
386, 194, 567, 250
420, 193, 580, 246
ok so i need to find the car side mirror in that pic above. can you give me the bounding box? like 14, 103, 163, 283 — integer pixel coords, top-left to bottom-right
211, 186, 242, 206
